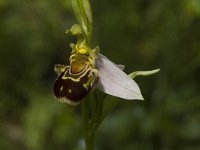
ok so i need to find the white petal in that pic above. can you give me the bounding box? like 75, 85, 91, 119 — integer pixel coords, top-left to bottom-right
96, 54, 144, 100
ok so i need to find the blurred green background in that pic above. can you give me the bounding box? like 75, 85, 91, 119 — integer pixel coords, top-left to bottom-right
1, 0, 200, 149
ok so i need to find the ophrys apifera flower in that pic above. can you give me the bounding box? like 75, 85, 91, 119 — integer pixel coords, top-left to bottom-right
53, 42, 144, 105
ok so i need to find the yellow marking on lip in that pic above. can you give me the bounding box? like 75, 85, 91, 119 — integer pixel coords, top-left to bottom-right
60, 86, 63, 91
83, 75, 93, 90
68, 89, 72, 93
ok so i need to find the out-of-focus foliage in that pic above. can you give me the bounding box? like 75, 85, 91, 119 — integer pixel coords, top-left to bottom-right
0, 0, 200, 149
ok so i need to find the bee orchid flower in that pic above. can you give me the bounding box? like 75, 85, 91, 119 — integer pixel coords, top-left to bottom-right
53, 42, 144, 105
53, 24, 159, 105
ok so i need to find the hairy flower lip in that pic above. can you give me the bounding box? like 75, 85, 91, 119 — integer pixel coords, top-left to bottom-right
96, 54, 144, 100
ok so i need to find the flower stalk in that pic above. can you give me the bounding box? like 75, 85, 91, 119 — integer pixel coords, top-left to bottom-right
81, 97, 95, 150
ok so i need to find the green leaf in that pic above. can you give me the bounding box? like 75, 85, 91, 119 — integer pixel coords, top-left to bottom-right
71, 0, 93, 45
71, 0, 87, 34
83, 0, 93, 23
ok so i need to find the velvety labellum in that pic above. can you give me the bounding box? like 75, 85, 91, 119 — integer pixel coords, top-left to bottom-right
54, 64, 98, 105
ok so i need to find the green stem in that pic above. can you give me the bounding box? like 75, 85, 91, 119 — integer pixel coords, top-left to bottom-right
81, 98, 95, 150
